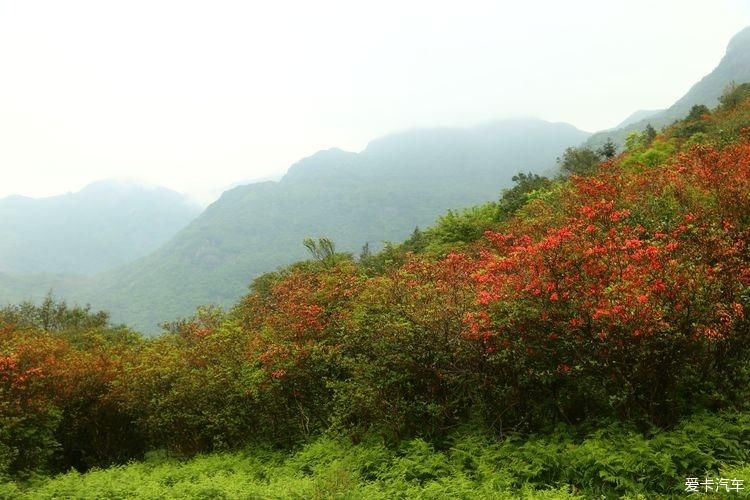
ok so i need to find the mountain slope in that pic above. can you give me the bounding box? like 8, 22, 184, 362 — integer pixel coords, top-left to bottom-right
8, 119, 587, 332
0, 180, 200, 275
612, 109, 662, 129
586, 25, 750, 148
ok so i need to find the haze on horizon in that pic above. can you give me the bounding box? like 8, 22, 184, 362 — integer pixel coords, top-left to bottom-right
1, 0, 749, 205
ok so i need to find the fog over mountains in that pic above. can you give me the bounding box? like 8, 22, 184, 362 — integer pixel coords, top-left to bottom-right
0, 180, 200, 275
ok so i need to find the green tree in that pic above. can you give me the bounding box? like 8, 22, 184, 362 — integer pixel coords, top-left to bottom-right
497, 172, 552, 220
303, 237, 338, 268
0, 293, 109, 333
642, 123, 657, 146
718, 81, 750, 109
557, 146, 601, 176
625, 125, 660, 152
358, 242, 372, 261
687, 104, 710, 121
596, 138, 617, 159
403, 227, 427, 253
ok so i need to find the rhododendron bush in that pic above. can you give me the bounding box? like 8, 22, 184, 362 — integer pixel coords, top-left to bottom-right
467, 144, 750, 427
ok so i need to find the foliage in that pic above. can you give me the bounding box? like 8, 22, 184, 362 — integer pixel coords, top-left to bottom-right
329, 254, 479, 442
557, 146, 602, 176
0, 294, 110, 333
719, 82, 750, 109
421, 204, 497, 253
496, 172, 554, 221
9, 411, 750, 498
596, 138, 618, 159
2, 99, 750, 498
0, 306, 142, 477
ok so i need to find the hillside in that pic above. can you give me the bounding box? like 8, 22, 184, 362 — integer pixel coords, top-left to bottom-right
5, 27, 749, 334
3, 82, 750, 499
585, 25, 750, 148
0, 180, 200, 275
0, 119, 588, 332
611, 109, 662, 129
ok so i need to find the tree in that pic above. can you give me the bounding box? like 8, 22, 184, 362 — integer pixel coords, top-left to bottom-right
625, 125, 659, 152
674, 105, 711, 139
0, 294, 110, 333
686, 104, 710, 122
643, 124, 657, 146
303, 237, 337, 268
596, 138, 617, 159
497, 172, 552, 219
718, 82, 750, 109
557, 146, 601, 176
403, 227, 427, 253
358, 242, 372, 261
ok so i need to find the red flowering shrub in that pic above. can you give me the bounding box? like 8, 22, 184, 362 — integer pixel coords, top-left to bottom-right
0, 312, 143, 475
467, 143, 750, 426
0, 330, 61, 477
237, 261, 365, 443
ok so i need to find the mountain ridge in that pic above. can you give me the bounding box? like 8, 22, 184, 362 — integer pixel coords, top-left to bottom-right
585, 25, 750, 148
0, 180, 200, 276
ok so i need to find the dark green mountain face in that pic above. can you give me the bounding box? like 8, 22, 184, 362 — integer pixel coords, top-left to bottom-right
0, 181, 200, 275
0, 119, 587, 333
586, 25, 750, 149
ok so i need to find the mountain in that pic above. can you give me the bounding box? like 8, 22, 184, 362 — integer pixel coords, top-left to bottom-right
6, 27, 750, 334
0, 119, 588, 333
0, 180, 200, 275
611, 109, 663, 130
586, 25, 750, 148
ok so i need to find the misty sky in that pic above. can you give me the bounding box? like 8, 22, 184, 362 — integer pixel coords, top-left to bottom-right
1, 1, 749, 204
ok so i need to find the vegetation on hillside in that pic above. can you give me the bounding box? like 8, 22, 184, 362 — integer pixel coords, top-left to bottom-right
7, 412, 750, 499
0, 120, 590, 334
584, 26, 750, 150
2, 86, 750, 498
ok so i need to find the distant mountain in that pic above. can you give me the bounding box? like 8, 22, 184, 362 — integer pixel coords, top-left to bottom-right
0, 180, 200, 275
611, 109, 663, 130
0, 119, 588, 332
586, 25, 750, 148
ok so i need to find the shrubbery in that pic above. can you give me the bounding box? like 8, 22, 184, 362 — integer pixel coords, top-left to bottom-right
8, 411, 750, 498
2, 94, 750, 497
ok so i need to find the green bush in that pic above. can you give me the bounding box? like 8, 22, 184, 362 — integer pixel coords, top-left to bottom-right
11, 411, 750, 498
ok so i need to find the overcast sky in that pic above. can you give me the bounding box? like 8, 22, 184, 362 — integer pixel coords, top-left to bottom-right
1, 1, 749, 204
